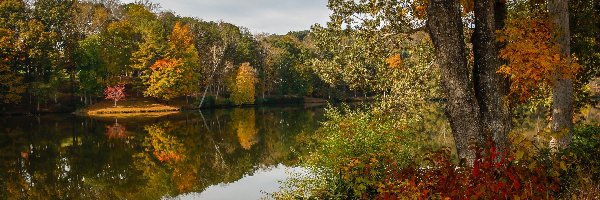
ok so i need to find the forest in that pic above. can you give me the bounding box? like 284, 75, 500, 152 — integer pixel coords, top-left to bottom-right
0, 0, 600, 199
0, 0, 342, 114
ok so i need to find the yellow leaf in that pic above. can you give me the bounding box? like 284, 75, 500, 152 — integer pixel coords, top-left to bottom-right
515, 150, 525, 160
528, 161, 537, 170
513, 195, 521, 200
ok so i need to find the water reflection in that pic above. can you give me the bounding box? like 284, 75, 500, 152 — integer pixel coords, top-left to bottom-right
0, 107, 323, 199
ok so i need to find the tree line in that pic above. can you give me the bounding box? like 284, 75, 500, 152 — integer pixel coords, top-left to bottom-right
0, 0, 345, 111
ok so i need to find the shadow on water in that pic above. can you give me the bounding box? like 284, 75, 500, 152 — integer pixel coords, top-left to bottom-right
0, 106, 325, 199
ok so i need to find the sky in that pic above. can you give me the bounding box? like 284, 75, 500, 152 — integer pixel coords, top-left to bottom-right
121, 0, 332, 34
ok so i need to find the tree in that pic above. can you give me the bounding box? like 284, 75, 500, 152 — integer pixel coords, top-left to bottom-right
76, 34, 105, 105
497, 1, 581, 148
426, 0, 485, 164
101, 20, 139, 83
549, 0, 575, 148
0, 59, 25, 104
165, 21, 200, 99
0, 19, 26, 104
144, 21, 199, 101
144, 59, 195, 100
472, 0, 511, 151
231, 63, 257, 105
104, 84, 125, 107
317, 0, 495, 163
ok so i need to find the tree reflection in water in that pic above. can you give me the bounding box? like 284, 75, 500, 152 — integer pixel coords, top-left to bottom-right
105, 119, 127, 140
0, 107, 324, 199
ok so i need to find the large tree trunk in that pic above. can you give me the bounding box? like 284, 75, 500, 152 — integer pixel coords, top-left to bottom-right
549, 0, 574, 148
427, 0, 485, 166
473, 0, 511, 151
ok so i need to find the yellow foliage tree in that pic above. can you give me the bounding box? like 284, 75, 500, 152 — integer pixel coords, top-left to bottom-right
231, 62, 257, 105
144, 59, 195, 100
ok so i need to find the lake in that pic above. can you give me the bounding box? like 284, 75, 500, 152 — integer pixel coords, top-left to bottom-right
0, 106, 325, 199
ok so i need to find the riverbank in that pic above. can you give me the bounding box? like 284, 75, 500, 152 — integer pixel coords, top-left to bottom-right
1, 95, 368, 117
75, 96, 333, 117
75, 98, 181, 117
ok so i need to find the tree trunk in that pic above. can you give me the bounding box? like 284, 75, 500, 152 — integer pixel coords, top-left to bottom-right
427, 0, 484, 166
473, 0, 511, 151
549, 0, 574, 148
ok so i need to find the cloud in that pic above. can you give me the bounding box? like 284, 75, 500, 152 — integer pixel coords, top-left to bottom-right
121, 0, 331, 34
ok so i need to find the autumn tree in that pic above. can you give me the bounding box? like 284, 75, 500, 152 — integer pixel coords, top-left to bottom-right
231, 63, 257, 105
496, 1, 582, 148
144, 22, 199, 101
104, 84, 125, 107
128, 4, 167, 87
144, 59, 195, 101
0, 2, 26, 104
165, 21, 200, 99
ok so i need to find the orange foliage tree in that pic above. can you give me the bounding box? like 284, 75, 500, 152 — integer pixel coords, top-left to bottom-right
497, 12, 580, 101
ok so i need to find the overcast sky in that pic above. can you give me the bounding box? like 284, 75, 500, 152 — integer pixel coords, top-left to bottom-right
121, 0, 332, 34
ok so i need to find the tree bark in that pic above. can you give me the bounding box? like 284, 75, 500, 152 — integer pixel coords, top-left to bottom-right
427, 0, 485, 165
473, 0, 511, 151
549, 0, 574, 148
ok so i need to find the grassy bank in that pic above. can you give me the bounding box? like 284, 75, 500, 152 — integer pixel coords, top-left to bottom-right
74, 95, 333, 117
75, 98, 180, 117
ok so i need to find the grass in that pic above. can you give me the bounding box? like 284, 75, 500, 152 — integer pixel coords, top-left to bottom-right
77, 98, 180, 118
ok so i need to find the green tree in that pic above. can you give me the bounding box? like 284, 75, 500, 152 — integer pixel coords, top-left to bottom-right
76, 34, 105, 105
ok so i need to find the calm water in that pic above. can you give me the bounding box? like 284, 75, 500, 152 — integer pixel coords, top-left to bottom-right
0, 106, 324, 199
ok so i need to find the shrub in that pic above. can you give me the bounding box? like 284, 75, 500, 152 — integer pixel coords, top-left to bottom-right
282, 106, 419, 199
273, 107, 588, 199
557, 125, 600, 198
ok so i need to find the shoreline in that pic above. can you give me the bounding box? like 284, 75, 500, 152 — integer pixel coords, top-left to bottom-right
1, 96, 371, 117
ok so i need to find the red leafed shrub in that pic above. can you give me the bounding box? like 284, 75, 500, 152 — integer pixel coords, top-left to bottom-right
104, 84, 126, 107
375, 144, 560, 200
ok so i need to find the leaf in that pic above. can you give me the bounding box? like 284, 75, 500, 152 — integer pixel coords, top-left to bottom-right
528, 161, 537, 170
559, 161, 567, 171
513, 195, 521, 200
515, 150, 525, 160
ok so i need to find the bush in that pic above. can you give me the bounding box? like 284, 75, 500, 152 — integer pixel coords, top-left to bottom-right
272, 107, 600, 199
557, 125, 600, 198
276, 106, 419, 199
